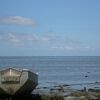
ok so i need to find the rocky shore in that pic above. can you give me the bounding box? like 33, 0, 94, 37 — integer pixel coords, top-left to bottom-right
0, 82, 100, 100
33, 82, 100, 100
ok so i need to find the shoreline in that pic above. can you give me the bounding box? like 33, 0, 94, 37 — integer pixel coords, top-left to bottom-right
0, 82, 100, 100
33, 82, 100, 100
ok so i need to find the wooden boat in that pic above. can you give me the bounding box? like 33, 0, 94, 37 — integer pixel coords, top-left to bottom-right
0, 68, 38, 95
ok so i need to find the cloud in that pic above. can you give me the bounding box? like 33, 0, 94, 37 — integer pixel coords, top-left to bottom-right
83, 46, 95, 51
0, 16, 35, 26
0, 36, 2, 40
0, 32, 97, 51
41, 37, 50, 41
51, 46, 73, 50
50, 40, 95, 51
8, 33, 21, 43
0, 32, 39, 47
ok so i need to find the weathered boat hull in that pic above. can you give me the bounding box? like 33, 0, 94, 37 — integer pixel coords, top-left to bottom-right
0, 68, 38, 95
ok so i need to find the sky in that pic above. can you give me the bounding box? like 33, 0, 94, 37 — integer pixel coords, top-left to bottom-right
0, 0, 100, 56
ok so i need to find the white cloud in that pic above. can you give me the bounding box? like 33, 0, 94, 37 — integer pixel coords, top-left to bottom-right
41, 37, 49, 41
51, 43, 95, 51
65, 46, 73, 50
0, 16, 35, 26
8, 33, 20, 43
83, 46, 95, 51
4, 33, 40, 47
0, 32, 98, 51
0, 36, 2, 40
51, 46, 73, 51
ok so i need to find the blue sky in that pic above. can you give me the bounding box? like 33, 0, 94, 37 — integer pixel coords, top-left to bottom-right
0, 0, 100, 56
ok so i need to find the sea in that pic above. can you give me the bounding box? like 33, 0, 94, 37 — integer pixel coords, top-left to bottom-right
0, 56, 100, 89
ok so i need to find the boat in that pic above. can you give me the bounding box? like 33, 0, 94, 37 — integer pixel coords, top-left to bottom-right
0, 67, 38, 95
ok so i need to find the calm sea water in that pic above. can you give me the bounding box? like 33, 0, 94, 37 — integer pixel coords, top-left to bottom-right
0, 56, 100, 88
